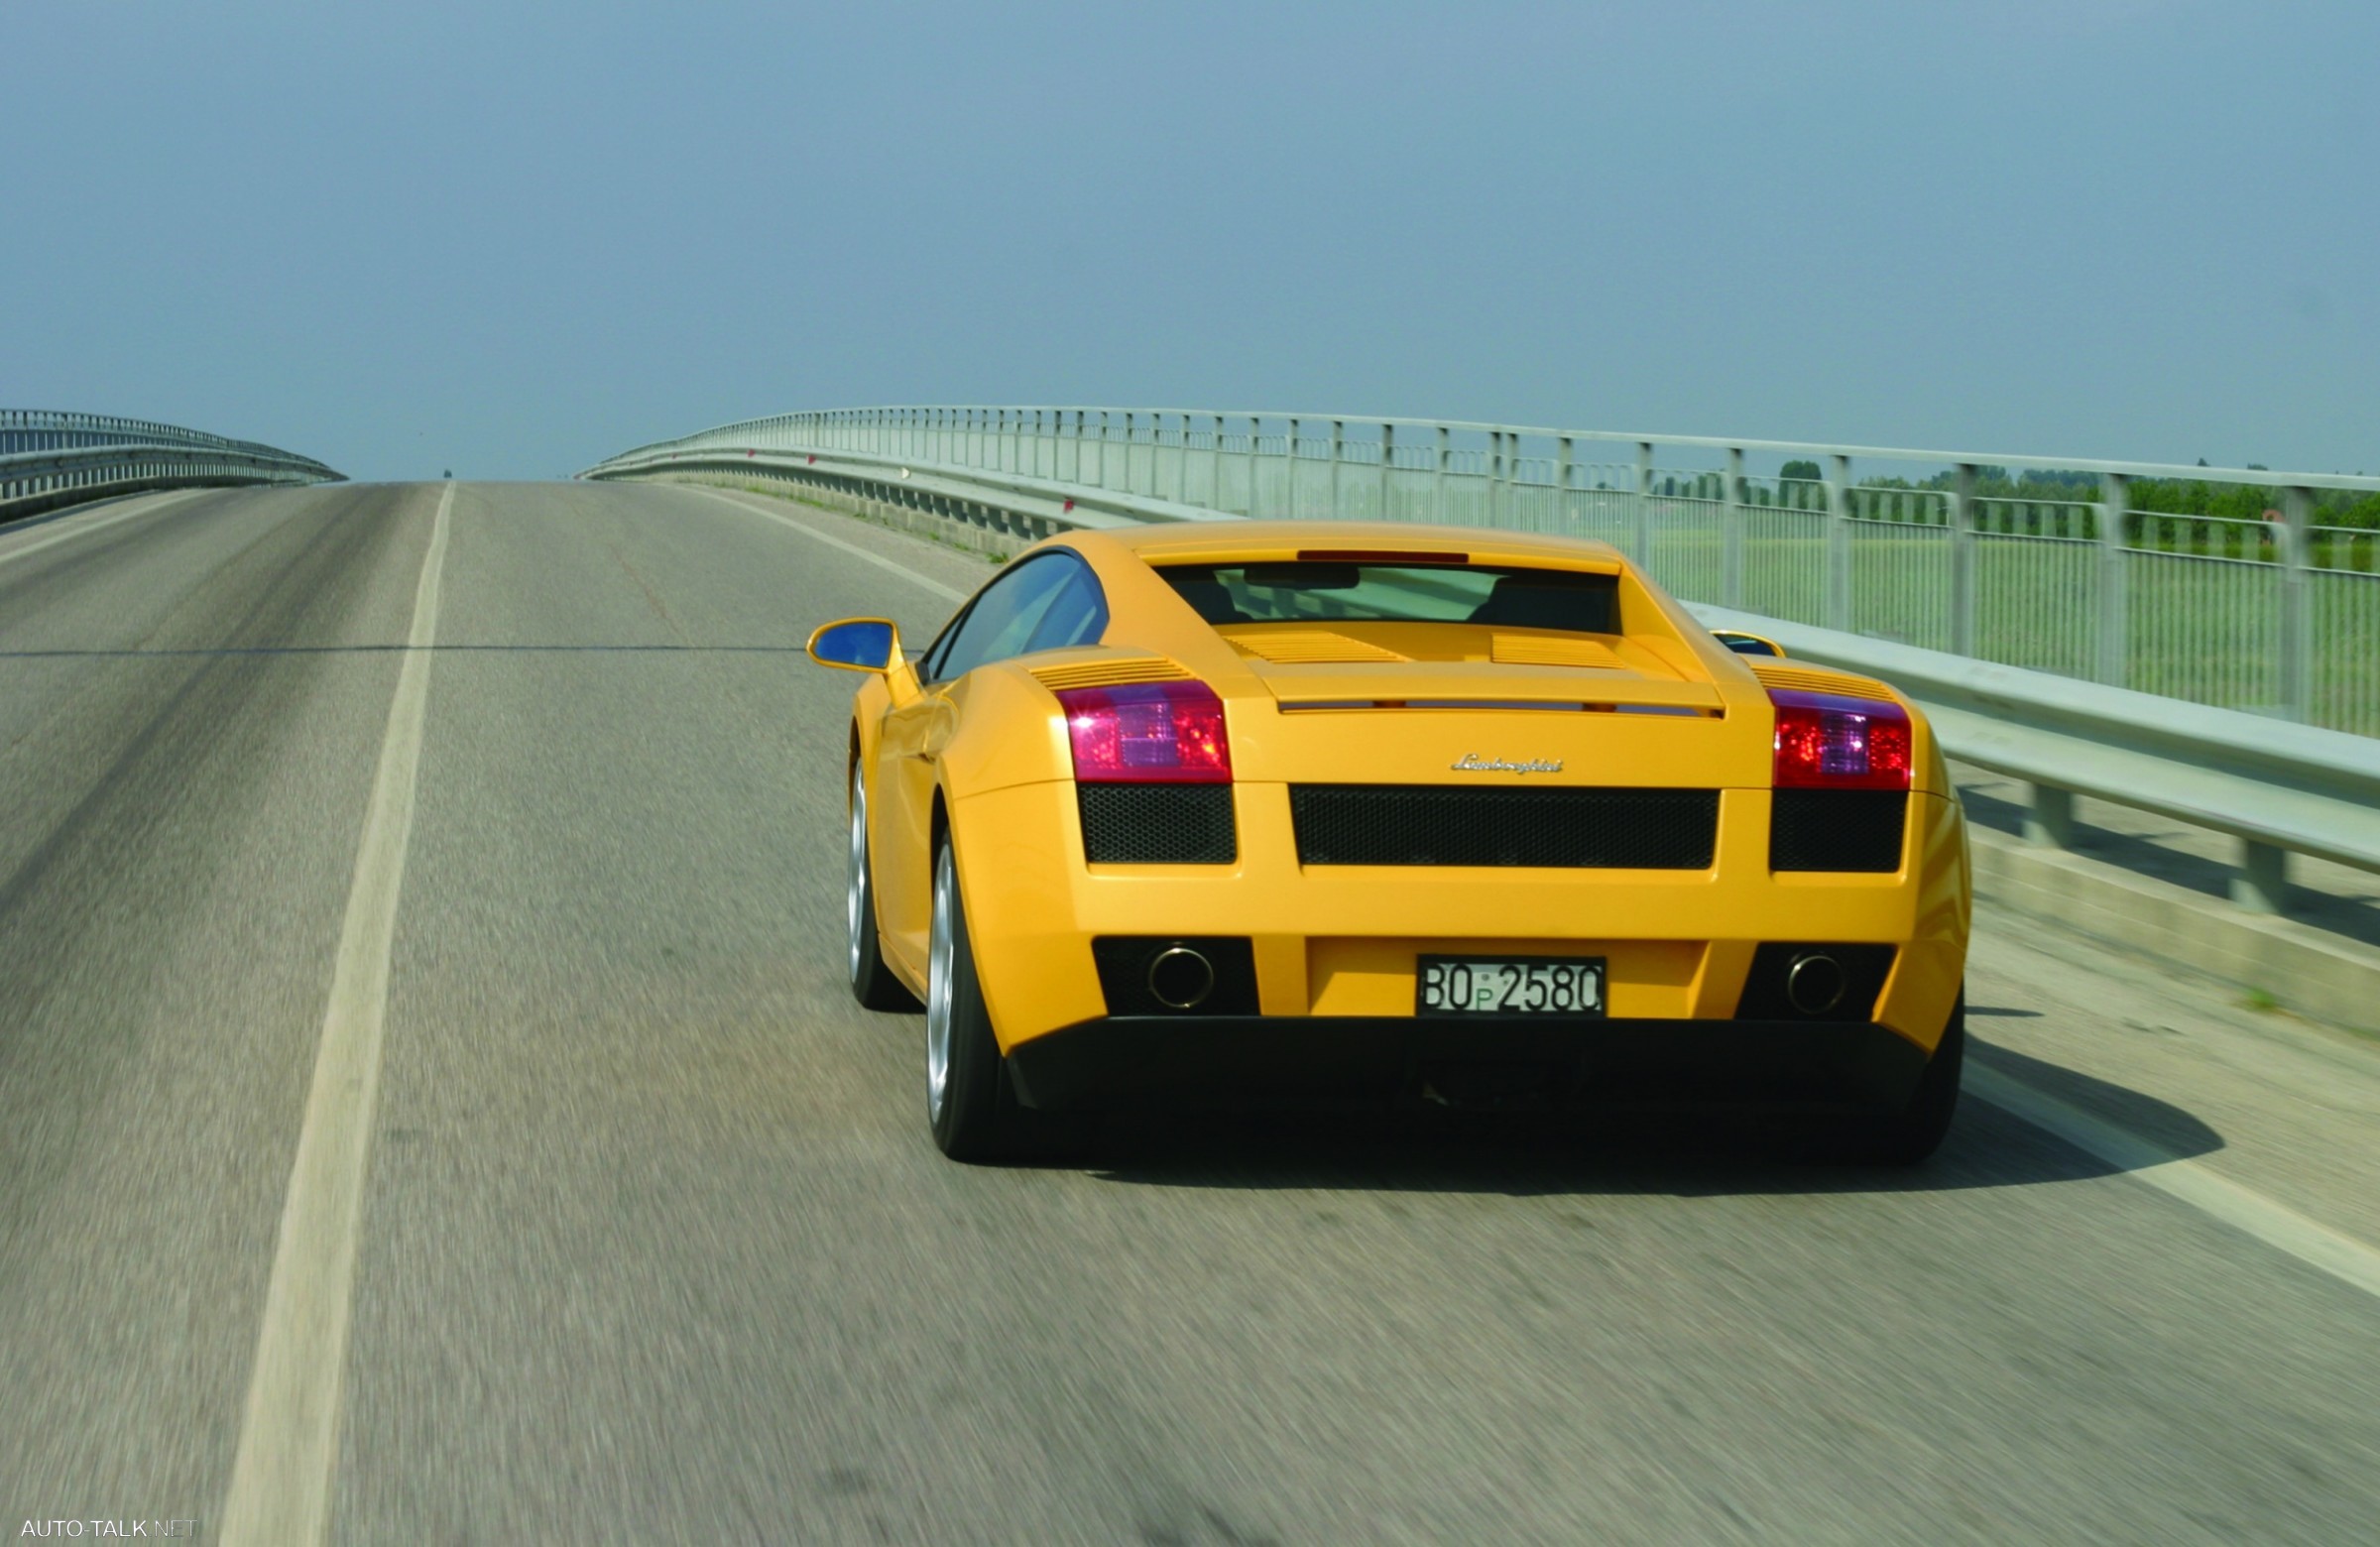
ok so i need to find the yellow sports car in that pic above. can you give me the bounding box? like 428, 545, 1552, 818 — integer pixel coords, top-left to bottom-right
808, 522, 1969, 1163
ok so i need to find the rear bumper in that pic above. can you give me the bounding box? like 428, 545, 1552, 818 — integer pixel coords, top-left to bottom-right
946, 780, 1972, 1054
1006, 1013, 1934, 1117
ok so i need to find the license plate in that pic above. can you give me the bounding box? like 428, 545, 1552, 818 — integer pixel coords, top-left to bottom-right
1417, 955, 1606, 1017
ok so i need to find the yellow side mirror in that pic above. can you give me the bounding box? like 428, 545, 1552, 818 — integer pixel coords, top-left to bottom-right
807, 618, 901, 672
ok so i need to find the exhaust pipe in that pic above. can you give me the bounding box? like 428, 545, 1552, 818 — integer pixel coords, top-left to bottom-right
1784, 951, 1846, 1015
1146, 946, 1217, 1011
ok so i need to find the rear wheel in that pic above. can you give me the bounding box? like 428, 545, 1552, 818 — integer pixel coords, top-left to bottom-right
847, 761, 917, 1012
925, 838, 1080, 1161
1835, 992, 1964, 1165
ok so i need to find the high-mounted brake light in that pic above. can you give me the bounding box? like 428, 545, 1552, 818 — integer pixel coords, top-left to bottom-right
1296, 548, 1469, 564
1056, 681, 1232, 783
1769, 688, 1912, 789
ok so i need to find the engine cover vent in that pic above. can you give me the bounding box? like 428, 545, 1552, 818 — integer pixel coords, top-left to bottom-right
1747, 661, 1896, 701
1029, 656, 1191, 691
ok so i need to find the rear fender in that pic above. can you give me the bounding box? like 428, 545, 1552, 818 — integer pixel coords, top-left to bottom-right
935, 663, 1077, 794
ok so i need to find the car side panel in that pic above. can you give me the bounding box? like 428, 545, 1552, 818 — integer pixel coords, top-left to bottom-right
1870, 787, 1971, 1038
871, 687, 953, 980
847, 672, 929, 994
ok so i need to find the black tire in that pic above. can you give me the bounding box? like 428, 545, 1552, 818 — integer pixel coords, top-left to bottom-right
924, 838, 1082, 1162
847, 760, 918, 1012
1835, 992, 1965, 1165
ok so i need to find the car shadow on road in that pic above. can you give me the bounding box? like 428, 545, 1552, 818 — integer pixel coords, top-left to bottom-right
1076, 1027, 2223, 1199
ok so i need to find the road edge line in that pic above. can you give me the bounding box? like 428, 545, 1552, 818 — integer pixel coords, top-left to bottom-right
218, 482, 454, 1545
1967, 1063, 2380, 1302
0, 488, 209, 568
678, 484, 971, 602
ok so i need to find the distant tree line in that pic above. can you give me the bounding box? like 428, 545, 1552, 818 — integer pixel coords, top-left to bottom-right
1771, 459, 2379, 531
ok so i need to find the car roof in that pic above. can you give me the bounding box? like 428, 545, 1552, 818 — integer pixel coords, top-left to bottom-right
1061, 520, 1628, 572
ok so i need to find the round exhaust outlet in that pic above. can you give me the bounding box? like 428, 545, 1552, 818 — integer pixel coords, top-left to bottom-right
1146, 947, 1217, 1011
1784, 952, 1846, 1015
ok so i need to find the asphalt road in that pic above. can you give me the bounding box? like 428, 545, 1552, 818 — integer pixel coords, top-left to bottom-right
2, 481, 2376, 1545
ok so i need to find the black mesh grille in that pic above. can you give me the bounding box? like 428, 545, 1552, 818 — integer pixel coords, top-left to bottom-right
1079, 783, 1237, 864
1289, 785, 1718, 869
1770, 789, 1908, 873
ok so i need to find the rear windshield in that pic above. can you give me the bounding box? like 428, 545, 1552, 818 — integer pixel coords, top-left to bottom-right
1156, 562, 1618, 634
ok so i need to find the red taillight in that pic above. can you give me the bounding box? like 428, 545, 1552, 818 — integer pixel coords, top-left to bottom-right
1770, 689, 1912, 789
1056, 681, 1233, 783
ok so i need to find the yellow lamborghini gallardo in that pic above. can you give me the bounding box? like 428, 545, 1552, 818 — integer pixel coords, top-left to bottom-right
807, 522, 1970, 1162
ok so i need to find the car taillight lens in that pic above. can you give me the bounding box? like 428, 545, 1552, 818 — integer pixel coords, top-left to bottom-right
1770, 689, 1912, 789
1056, 681, 1232, 783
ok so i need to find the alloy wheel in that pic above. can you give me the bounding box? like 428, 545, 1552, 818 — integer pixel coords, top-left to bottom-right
846, 766, 869, 984
925, 846, 956, 1124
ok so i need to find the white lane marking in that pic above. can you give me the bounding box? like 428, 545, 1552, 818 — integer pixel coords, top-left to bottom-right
218, 482, 454, 1546
680, 485, 970, 602
0, 488, 208, 568
1969, 1063, 2380, 1302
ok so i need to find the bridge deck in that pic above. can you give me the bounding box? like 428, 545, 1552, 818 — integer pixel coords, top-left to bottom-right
3, 482, 2375, 1543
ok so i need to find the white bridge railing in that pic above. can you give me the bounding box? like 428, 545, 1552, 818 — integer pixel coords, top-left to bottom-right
1, 409, 343, 524
585, 406, 2380, 741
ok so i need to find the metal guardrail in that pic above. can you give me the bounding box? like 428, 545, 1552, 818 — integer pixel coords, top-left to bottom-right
584, 406, 2380, 739
584, 410, 2380, 914
1, 410, 343, 524
1688, 605, 2380, 912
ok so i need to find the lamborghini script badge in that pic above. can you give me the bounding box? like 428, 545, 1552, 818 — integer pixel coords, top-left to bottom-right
1451, 754, 1563, 774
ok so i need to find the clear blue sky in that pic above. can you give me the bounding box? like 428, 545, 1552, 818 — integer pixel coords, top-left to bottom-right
4, 1, 2373, 482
